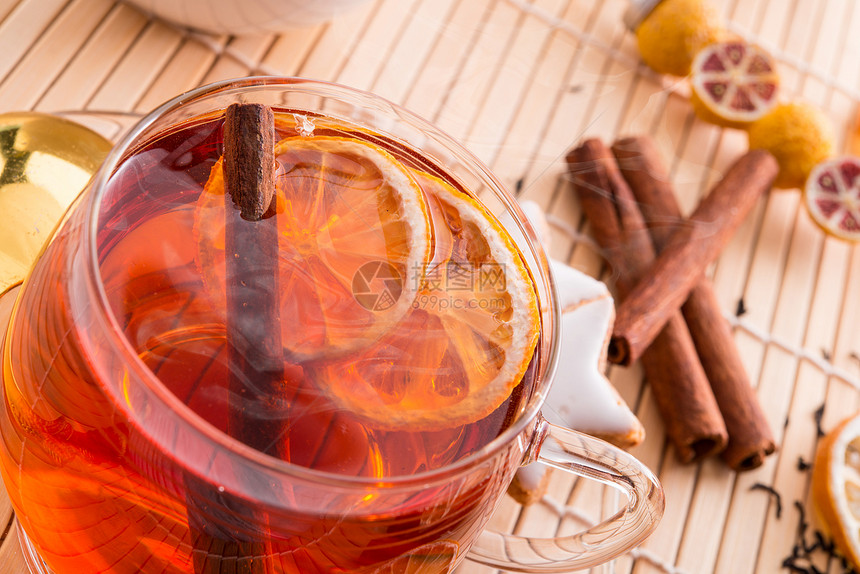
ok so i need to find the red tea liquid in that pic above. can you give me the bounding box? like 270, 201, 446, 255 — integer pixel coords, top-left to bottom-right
0, 111, 539, 573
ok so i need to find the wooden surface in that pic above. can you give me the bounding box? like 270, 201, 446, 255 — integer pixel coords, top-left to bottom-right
1, 0, 860, 572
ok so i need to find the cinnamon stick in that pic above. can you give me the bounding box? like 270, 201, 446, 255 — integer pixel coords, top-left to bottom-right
567, 138, 727, 463
188, 103, 280, 573
609, 149, 777, 366
223, 102, 283, 451
223, 103, 277, 222
611, 135, 776, 471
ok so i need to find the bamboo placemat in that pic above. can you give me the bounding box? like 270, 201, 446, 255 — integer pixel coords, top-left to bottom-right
1, 0, 859, 572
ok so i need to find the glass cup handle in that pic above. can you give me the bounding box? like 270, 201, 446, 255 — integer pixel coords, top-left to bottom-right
468, 415, 664, 573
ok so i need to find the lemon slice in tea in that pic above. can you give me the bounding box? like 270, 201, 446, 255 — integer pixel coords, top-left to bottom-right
312, 172, 541, 431
690, 41, 779, 129
195, 135, 432, 360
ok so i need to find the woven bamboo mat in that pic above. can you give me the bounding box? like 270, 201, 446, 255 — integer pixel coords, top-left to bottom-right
1, 0, 860, 572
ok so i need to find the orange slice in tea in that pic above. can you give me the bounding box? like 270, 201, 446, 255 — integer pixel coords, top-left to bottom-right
690, 41, 779, 129
312, 172, 541, 431
195, 135, 432, 360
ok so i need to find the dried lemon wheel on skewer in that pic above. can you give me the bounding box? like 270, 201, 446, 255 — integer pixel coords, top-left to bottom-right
312, 172, 541, 431
690, 41, 779, 129
195, 135, 432, 360
811, 412, 860, 571
804, 156, 860, 243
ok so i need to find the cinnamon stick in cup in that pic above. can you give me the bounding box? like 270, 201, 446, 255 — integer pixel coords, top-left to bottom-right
186, 103, 281, 573
222, 102, 283, 452
608, 149, 778, 366
567, 138, 727, 463
611, 135, 775, 471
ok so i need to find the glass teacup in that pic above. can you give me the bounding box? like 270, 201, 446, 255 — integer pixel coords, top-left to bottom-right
0, 77, 663, 573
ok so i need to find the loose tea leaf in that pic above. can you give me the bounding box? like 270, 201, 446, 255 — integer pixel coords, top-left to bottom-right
750, 482, 782, 519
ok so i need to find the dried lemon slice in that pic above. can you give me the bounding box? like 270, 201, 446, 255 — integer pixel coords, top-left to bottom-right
690, 41, 779, 129
812, 412, 860, 571
804, 156, 860, 243
312, 172, 541, 431
195, 135, 431, 360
